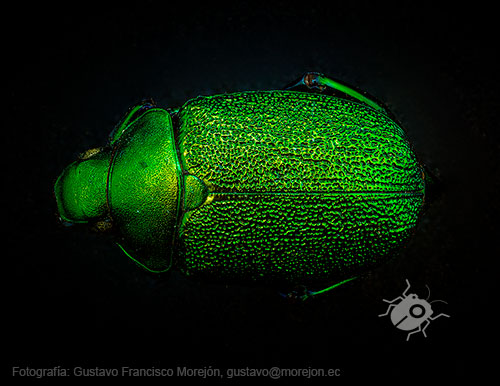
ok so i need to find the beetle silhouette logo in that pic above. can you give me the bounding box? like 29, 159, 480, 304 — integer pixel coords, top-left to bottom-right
379, 279, 450, 341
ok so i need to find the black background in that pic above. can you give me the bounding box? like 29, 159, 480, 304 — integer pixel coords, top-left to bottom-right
6, 1, 499, 381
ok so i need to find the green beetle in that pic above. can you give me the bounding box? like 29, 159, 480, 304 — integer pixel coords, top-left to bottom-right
54, 72, 430, 298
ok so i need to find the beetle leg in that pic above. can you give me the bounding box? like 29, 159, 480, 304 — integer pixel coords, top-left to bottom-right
429, 313, 450, 321
305, 277, 358, 299
378, 304, 397, 317
280, 277, 358, 302
420, 319, 431, 338
401, 279, 412, 297
284, 72, 388, 113
279, 277, 357, 302
406, 325, 423, 341
382, 295, 404, 304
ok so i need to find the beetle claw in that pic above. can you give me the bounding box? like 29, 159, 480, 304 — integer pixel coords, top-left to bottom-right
279, 285, 312, 302
303, 72, 326, 91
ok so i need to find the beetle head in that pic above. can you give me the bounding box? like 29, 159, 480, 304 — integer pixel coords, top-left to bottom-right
54, 147, 111, 225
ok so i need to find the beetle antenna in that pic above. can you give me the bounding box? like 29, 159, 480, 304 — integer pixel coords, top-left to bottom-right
425, 285, 431, 301
430, 299, 448, 305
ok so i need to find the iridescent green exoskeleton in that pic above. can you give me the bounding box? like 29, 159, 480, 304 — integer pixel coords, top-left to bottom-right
54, 73, 430, 298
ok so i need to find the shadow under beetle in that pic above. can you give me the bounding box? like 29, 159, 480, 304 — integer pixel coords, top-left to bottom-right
54, 72, 435, 298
